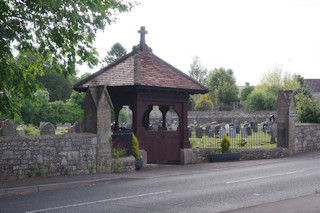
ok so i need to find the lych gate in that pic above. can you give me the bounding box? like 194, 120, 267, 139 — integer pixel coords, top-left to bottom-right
74, 27, 208, 164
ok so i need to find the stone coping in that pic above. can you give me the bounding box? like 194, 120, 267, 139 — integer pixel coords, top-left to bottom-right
0, 133, 97, 142
295, 123, 320, 127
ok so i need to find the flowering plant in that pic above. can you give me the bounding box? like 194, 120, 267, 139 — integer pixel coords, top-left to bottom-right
136, 155, 143, 161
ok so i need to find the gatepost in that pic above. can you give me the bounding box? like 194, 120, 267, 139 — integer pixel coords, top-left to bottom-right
276, 90, 296, 154
83, 86, 113, 173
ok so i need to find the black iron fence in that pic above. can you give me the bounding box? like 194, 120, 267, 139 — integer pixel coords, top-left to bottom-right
189, 120, 277, 149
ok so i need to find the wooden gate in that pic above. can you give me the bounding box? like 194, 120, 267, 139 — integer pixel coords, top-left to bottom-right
143, 128, 180, 164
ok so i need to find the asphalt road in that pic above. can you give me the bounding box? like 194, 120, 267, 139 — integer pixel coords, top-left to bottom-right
1, 151, 320, 213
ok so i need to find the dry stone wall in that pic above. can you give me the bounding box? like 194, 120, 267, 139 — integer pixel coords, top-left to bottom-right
0, 134, 98, 181
184, 111, 277, 124
295, 123, 320, 153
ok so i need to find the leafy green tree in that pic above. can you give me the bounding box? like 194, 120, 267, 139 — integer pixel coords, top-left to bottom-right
295, 93, 320, 123
206, 68, 236, 91
194, 94, 213, 111
37, 71, 73, 102
294, 74, 313, 98
255, 66, 300, 95
0, 0, 135, 118
188, 95, 195, 111
188, 56, 208, 85
102, 43, 127, 66
245, 92, 265, 111
216, 82, 239, 104
240, 86, 254, 101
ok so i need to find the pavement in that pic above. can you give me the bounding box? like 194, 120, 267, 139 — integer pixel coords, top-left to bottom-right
1, 154, 320, 212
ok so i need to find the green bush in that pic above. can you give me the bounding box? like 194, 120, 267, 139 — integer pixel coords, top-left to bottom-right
295, 93, 320, 123
132, 133, 139, 158
195, 94, 213, 111
221, 134, 231, 153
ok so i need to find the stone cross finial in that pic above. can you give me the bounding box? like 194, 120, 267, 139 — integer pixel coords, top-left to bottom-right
138, 26, 148, 45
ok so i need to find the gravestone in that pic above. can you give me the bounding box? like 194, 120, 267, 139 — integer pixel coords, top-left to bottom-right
0, 120, 4, 128
234, 123, 240, 134
247, 126, 252, 136
74, 121, 85, 133
2, 119, 17, 136
188, 127, 192, 138
229, 128, 236, 138
171, 124, 177, 131
219, 127, 227, 138
64, 123, 72, 128
225, 124, 230, 134
195, 127, 202, 138
56, 123, 63, 128
16, 128, 25, 136
241, 127, 248, 138
251, 122, 258, 132
39, 122, 46, 130
40, 122, 55, 135
205, 125, 211, 136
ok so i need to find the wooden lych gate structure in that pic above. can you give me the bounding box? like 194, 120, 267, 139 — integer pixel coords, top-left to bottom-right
74, 27, 208, 164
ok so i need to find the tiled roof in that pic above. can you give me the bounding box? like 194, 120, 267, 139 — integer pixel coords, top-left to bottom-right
140, 54, 207, 91
74, 45, 208, 94
305, 79, 320, 93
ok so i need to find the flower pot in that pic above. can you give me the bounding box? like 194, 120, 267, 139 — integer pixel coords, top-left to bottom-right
135, 160, 143, 170
210, 152, 241, 162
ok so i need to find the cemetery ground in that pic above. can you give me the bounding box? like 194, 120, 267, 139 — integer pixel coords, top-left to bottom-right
1, 150, 320, 212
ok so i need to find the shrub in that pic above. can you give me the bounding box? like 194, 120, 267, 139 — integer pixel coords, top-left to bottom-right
295, 93, 320, 123
221, 134, 231, 153
195, 94, 213, 111
132, 133, 139, 158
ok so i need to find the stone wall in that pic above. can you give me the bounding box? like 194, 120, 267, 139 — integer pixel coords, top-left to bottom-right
0, 134, 98, 181
185, 111, 277, 124
191, 147, 289, 163
295, 123, 320, 153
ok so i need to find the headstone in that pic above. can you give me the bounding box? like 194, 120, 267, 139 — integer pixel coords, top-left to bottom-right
39, 122, 46, 130
247, 126, 252, 136
2, 119, 17, 136
64, 123, 72, 128
0, 120, 4, 128
74, 120, 85, 133
234, 123, 240, 134
271, 123, 277, 137
171, 124, 177, 131
188, 127, 192, 138
40, 122, 55, 135
241, 127, 248, 138
16, 128, 25, 136
56, 123, 63, 128
205, 125, 211, 136
195, 127, 202, 138
225, 124, 230, 134
219, 127, 227, 138
251, 122, 258, 132
229, 128, 236, 138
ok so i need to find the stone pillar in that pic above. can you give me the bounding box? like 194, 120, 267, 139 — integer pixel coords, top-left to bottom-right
83, 86, 114, 173
96, 86, 113, 173
276, 90, 296, 154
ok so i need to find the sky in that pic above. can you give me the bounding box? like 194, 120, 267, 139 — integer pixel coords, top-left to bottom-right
77, 0, 320, 86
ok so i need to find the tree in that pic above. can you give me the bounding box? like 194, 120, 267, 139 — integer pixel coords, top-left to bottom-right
0, 0, 135, 118
216, 82, 239, 104
254, 65, 300, 95
188, 56, 208, 85
37, 71, 73, 102
240, 86, 254, 101
194, 94, 213, 111
102, 42, 127, 66
294, 74, 313, 98
206, 68, 236, 91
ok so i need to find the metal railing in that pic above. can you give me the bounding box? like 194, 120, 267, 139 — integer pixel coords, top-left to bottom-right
189, 122, 277, 149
